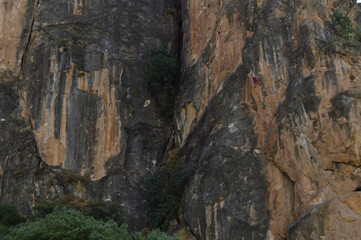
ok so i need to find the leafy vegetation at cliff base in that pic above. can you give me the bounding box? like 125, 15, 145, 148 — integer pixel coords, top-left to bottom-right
32, 196, 124, 226
0, 205, 26, 227
0, 203, 179, 240
143, 46, 180, 118
3, 207, 130, 240
141, 152, 189, 231
0, 204, 26, 236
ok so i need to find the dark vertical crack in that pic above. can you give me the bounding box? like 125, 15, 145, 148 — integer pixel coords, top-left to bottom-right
175, 0, 183, 64
16, 0, 40, 133
19, 0, 40, 79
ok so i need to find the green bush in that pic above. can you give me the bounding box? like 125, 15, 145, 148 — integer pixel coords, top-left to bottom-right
60, 169, 91, 184
354, 27, 361, 42
33, 199, 124, 226
3, 206, 132, 240
141, 162, 189, 231
0, 224, 10, 236
0, 204, 26, 227
330, 10, 354, 39
143, 45, 180, 118
32, 201, 57, 219
84, 202, 124, 226
3, 206, 179, 240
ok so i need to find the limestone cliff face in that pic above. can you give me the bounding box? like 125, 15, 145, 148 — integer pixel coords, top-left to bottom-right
177, 0, 361, 239
0, 0, 179, 231
1, 0, 361, 239
20, 0, 178, 180
0, 0, 32, 73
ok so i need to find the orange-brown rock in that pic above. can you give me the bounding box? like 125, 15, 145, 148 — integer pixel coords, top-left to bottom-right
0, 0, 29, 73
178, 0, 361, 239
2, 0, 361, 237
0, 0, 179, 231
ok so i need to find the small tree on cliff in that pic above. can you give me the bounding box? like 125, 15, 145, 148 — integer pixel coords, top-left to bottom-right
141, 150, 189, 231
330, 10, 354, 39
143, 45, 180, 118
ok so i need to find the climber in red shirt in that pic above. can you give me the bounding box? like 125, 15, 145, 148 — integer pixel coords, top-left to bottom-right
251, 73, 261, 85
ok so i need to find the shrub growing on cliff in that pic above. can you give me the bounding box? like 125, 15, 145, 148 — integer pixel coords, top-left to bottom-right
143, 45, 180, 118
32, 201, 57, 219
354, 27, 361, 42
141, 159, 189, 231
330, 10, 354, 39
85, 202, 124, 226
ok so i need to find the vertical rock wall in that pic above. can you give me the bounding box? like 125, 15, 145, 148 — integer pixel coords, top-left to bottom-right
0, 0, 32, 73
0, 0, 180, 231
177, 0, 361, 239
1, 0, 361, 238
21, 0, 178, 180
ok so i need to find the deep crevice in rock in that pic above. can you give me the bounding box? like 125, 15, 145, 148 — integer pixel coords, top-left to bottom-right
19, 0, 40, 79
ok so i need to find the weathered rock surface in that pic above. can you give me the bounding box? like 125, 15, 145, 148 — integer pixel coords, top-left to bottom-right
21, 0, 178, 181
288, 192, 361, 239
176, 0, 361, 239
0, 0, 179, 231
178, 66, 269, 239
0, 71, 94, 216
0, 0, 33, 73
1, 0, 361, 238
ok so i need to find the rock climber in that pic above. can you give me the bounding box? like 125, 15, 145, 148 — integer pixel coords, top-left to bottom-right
251, 73, 261, 85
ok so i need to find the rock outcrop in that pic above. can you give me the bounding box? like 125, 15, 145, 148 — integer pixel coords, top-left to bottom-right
1, 0, 361, 239
176, 0, 361, 239
0, 0, 179, 230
